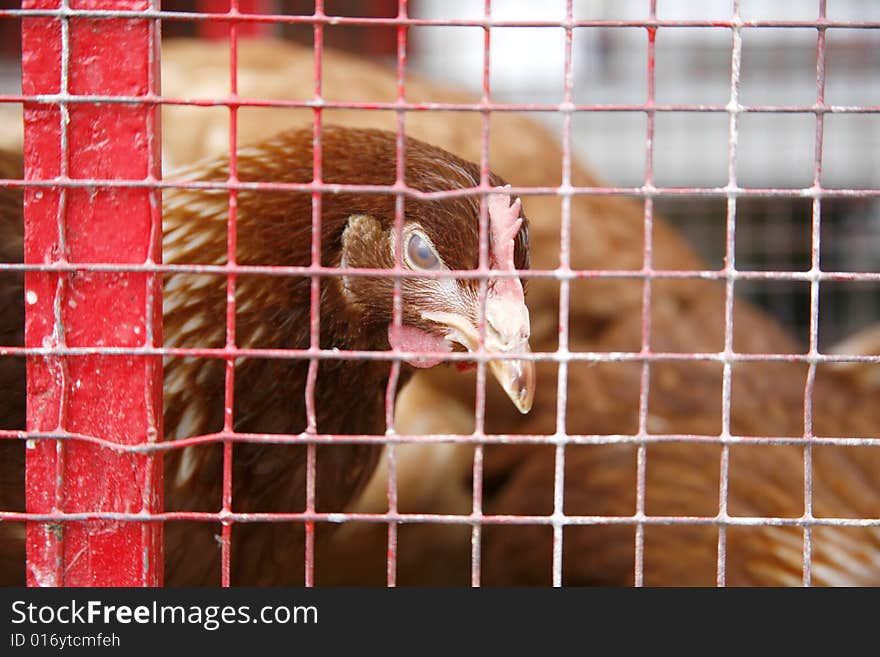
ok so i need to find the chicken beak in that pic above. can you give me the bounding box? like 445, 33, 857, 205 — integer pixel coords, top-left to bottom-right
422, 301, 535, 414
487, 344, 535, 414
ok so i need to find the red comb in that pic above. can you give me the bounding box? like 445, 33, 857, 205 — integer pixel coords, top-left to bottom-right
487, 186, 524, 305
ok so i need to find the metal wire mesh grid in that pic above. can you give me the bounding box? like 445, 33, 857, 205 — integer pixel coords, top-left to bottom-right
0, 0, 877, 587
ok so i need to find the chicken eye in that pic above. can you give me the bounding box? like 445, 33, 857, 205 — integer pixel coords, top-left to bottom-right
405, 231, 442, 270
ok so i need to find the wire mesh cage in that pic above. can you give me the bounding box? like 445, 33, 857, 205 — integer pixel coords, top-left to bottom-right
0, 0, 878, 587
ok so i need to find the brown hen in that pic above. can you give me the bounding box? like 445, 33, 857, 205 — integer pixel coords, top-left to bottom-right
0, 129, 534, 585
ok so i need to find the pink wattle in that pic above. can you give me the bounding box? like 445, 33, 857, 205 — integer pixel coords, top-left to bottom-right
387, 323, 451, 368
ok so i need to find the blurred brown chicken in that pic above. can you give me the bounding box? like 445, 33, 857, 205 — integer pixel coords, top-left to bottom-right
827, 324, 880, 393
149, 37, 879, 587
0, 129, 535, 585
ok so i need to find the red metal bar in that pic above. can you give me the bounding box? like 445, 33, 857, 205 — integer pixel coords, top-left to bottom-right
196, 0, 276, 39
716, 0, 746, 588
4, 429, 880, 454
5, 508, 880, 529
218, 0, 241, 589
3, 91, 879, 114
381, 0, 409, 588
303, 0, 326, 589
802, 0, 831, 588
3, 262, 880, 285
5, 342, 880, 365
633, 0, 659, 588
5, 176, 880, 201
22, 0, 163, 586
5, 343, 880, 367
4, 8, 879, 29
468, 0, 493, 589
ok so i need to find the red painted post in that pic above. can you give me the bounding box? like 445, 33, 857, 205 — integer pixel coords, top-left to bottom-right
22, 0, 163, 586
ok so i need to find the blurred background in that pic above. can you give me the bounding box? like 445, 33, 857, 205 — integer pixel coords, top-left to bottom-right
0, 0, 877, 348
